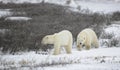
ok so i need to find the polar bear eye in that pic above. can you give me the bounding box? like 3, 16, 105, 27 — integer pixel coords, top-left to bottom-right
80, 42, 82, 45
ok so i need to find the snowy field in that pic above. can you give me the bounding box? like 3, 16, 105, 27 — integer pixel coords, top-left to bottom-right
0, 47, 120, 70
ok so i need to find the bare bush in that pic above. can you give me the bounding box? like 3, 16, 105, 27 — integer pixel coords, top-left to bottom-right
111, 11, 120, 21
100, 32, 114, 39
109, 37, 120, 47
100, 30, 120, 47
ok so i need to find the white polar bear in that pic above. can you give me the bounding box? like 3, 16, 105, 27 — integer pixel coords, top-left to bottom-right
76, 28, 99, 51
41, 30, 73, 55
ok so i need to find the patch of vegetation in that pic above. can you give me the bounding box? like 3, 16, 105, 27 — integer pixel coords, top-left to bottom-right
111, 11, 120, 21
100, 31, 120, 47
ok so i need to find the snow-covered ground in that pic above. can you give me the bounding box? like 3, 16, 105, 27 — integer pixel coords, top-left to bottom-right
0, 47, 120, 70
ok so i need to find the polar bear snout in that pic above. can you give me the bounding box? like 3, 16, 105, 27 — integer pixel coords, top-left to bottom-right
82, 44, 85, 48
80, 42, 85, 47
41, 40, 46, 45
80, 42, 82, 45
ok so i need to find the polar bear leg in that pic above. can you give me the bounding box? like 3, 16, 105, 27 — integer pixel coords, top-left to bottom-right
77, 44, 82, 51
65, 45, 72, 54
53, 43, 61, 55
85, 39, 91, 50
65, 36, 72, 54
94, 41, 99, 48
85, 44, 91, 50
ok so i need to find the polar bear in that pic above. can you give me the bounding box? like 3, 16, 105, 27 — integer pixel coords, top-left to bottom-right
41, 30, 73, 55
76, 28, 99, 51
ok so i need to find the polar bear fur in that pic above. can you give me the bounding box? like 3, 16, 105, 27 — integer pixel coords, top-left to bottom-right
41, 30, 73, 55
76, 28, 99, 51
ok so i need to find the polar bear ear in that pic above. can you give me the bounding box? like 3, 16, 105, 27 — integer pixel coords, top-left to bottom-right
46, 36, 48, 38
45, 36, 48, 39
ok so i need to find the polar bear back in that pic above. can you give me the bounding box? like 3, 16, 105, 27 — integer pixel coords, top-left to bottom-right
81, 29, 97, 40
55, 30, 73, 46
78, 28, 98, 47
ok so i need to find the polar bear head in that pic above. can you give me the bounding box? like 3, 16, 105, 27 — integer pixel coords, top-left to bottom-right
41, 35, 55, 45
77, 35, 86, 49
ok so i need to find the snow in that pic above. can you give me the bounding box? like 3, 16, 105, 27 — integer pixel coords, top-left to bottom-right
66, 0, 78, 8
104, 24, 120, 37
0, 47, 120, 70
0, 29, 9, 34
5, 16, 32, 21
75, 1, 120, 13
0, 9, 12, 17
99, 23, 120, 47
45, 0, 66, 5
0, 0, 43, 4
76, 0, 120, 3
0, 0, 120, 13
44, 64, 120, 70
